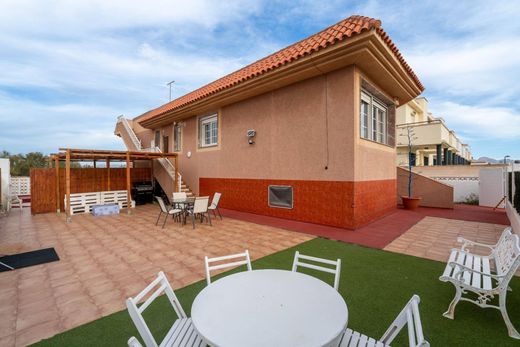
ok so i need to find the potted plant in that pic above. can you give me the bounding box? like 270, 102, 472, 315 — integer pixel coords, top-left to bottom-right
400, 126, 421, 210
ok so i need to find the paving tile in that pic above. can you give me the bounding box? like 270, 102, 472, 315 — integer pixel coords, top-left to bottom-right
0, 205, 313, 344
384, 217, 510, 266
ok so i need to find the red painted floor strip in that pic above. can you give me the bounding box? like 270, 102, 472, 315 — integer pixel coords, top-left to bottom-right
219, 204, 510, 249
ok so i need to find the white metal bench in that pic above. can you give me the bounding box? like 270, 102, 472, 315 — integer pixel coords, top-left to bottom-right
439, 227, 520, 339
65, 190, 135, 215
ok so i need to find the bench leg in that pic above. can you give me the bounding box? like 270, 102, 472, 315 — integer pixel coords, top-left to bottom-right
443, 286, 462, 319
499, 293, 520, 339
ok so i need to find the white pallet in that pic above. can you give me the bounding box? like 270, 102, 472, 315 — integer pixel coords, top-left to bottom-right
65, 190, 135, 215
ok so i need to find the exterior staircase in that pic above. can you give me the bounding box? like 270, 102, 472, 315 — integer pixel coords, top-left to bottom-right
114, 116, 194, 200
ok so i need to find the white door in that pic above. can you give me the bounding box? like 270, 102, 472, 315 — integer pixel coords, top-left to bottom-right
479, 168, 505, 208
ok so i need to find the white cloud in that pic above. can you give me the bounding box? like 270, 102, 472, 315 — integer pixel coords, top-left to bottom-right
429, 100, 520, 140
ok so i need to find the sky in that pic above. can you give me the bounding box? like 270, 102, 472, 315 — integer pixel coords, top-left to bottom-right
0, 0, 519, 159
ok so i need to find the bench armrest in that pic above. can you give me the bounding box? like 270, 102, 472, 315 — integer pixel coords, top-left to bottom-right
457, 237, 496, 252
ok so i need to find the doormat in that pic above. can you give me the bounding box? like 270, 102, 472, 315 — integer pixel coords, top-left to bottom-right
0, 248, 59, 272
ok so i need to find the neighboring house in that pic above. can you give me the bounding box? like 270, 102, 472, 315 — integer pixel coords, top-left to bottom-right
396, 97, 472, 167
115, 15, 424, 229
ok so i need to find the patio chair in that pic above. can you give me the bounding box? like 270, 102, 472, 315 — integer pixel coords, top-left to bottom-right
292, 251, 341, 291
207, 192, 222, 220
172, 192, 187, 209
205, 250, 252, 285
186, 196, 211, 229
126, 271, 205, 347
155, 196, 182, 229
339, 295, 429, 347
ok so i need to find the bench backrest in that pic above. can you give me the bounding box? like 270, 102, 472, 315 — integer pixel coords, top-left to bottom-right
493, 233, 520, 280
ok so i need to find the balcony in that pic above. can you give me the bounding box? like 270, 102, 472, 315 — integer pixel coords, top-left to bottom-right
396, 119, 461, 151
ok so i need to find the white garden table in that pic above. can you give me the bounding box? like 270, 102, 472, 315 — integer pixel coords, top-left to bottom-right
191, 269, 348, 347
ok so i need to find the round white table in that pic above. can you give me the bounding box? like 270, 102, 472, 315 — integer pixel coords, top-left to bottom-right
191, 269, 348, 347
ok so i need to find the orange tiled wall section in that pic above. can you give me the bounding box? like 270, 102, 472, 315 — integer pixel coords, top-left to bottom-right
199, 178, 396, 229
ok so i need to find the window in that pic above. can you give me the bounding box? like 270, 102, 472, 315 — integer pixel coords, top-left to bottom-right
154, 130, 161, 149
360, 90, 388, 144
199, 114, 218, 147
173, 124, 182, 152
360, 97, 369, 139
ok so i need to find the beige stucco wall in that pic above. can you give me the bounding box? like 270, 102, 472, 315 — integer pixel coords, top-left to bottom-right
130, 65, 400, 194
163, 66, 359, 193
353, 69, 397, 182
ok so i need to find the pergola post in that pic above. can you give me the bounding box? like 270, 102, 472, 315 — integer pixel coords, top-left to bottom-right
106, 159, 111, 191
174, 155, 179, 192
65, 149, 71, 223
126, 152, 131, 214
54, 156, 60, 213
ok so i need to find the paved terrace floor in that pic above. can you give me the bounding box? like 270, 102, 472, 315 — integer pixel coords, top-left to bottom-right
0, 203, 510, 346
220, 204, 510, 249
0, 206, 312, 347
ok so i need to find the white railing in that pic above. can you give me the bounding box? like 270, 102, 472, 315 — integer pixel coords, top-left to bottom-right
147, 146, 182, 191
118, 118, 182, 192
117, 116, 142, 150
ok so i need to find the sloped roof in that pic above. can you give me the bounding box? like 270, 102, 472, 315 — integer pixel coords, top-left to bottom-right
137, 15, 423, 123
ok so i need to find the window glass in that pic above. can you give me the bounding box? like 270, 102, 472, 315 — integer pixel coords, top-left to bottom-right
199, 114, 218, 147
360, 90, 388, 145
360, 100, 369, 138
173, 125, 181, 151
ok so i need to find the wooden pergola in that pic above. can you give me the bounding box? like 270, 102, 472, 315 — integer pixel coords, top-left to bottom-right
50, 148, 178, 222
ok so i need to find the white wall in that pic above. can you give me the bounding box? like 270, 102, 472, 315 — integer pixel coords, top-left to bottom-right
506, 201, 520, 234
435, 177, 479, 203
479, 168, 505, 208
0, 158, 10, 209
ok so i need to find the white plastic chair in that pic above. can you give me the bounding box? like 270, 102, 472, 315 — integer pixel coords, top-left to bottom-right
172, 192, 187, 210
207, 192, 222, 220
126, 271, 205, 347
204, 250, 252, 285
339, 295, 429, 347
292, 251, 341, 291
155, 196, 182, 228
186, 196, 211, 229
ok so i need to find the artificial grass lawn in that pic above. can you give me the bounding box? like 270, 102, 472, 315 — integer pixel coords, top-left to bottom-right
32, 237, 520, 346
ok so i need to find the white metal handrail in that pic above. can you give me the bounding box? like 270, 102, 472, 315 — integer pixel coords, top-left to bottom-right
117, 116, 142, 150
118, 117, 183, 191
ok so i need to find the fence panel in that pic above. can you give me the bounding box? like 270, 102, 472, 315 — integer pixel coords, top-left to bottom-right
31, 167, 152, 214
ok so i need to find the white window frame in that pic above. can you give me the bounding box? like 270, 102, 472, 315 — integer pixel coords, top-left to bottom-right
199, 114, 218, 148
360, 90, 388, 145
173, 123, 182, 152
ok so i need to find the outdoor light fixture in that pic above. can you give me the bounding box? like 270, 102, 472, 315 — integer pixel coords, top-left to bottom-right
247, 129, 256, 145
186, 151, 192, 158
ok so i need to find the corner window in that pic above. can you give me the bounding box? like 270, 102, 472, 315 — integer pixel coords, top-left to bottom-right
173, 124, 182, 152
154, 130, 161, 149
360, 90, 387, 144
199, 114, 218, 147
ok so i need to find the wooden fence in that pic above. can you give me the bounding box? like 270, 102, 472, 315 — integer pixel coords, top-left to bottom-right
31, 167, 151, 214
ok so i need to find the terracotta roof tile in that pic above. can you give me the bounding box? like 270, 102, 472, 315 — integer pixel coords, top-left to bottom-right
138, 15, 423, 123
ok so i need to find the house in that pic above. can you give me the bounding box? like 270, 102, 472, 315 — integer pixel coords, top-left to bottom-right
115, 15, 424, 229
396, 97, 472, 167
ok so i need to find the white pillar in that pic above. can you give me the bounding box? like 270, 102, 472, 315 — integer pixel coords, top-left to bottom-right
416, 150, 422, 166
428, 154, 435, 166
